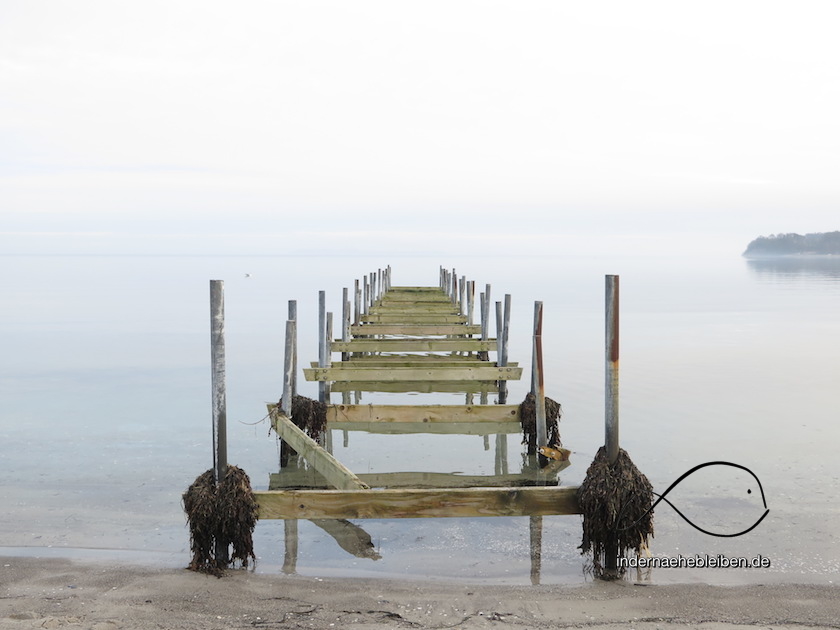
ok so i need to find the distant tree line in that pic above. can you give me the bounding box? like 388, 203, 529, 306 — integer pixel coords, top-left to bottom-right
743, 231, 840, 256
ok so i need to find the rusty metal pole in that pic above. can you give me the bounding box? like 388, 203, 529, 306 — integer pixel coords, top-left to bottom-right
209, 279, 228, 568
605, 275, 620, 465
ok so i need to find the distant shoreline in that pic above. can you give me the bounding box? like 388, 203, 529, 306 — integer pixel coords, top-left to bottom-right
743, 231, 840, 257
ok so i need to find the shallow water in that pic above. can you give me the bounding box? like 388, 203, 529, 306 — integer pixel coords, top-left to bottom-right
1, 253, 838, 585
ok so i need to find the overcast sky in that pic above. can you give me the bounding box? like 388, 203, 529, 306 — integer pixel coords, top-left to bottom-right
2, 1, 839, 256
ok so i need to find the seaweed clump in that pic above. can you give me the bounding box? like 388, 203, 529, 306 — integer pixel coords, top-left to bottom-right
287, 394, 328, 440
519, 392, 562, 454
182, 465, 259, 576
578, 446, 654, 579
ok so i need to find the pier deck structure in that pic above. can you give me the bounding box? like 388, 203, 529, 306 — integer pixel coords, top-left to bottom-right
254, 266, 579, 524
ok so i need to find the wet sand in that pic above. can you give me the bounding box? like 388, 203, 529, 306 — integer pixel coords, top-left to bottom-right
1, 556, 838, 629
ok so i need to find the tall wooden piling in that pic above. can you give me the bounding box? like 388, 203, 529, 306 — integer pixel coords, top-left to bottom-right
604, 275, 620, 575
498, 294, 511, 404
209, 279, 228, 566
532, 301, 547, 450
605, 275, 619, 465
318, 290, 327, 403
288, 300, 297, 400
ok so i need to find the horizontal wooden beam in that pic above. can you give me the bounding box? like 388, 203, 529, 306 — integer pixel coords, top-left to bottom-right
388, 286, 447, 293
331, 339, 496, 352
380, 294, 452, 303
329, 420, 521, 435
371, 305, 460, 314
305, 365, 522, 382
326, 404, 520, 423
350, 324, 482, 336
329, 380, 499, 393
360, 314, 468, 323
255, 486, 581, 519
269, 467, 569, 490
314, 360, 519, 368
268, 407, 368, 491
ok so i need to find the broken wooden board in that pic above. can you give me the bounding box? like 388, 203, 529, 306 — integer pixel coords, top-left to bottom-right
254, 486, 581, 519
268, 406, 368, 491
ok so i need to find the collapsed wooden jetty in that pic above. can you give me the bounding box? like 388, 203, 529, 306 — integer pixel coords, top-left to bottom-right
253, 266, 579, 523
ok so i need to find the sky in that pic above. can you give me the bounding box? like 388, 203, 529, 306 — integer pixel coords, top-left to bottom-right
2, 0, 839, 257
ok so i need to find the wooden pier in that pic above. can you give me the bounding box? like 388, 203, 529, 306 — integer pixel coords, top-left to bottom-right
253, 267, 579, 526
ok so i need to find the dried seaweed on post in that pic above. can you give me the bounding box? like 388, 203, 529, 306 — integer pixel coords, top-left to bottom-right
183, 465, 259, 576
578, 446, 654, 579
286, 394, 328, 441
518, 392, 562, 454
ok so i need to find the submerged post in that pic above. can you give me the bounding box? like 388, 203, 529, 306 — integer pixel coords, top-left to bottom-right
605, 275, 620, 465
209, 279, 228, 566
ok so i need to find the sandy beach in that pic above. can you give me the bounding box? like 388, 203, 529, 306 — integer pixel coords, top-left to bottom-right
1, 557, 838, 630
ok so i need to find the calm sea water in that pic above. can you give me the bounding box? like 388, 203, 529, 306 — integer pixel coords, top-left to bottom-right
1, 253, 838, 584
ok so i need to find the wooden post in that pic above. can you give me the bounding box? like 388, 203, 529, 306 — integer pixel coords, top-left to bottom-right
281, 320, 296, 417
605, 275, 619, 465
533, 301, 547, 451
318, 290, 327, 403
370, 272, 376, 310
209, 279, 228, 567
325, 311, 333, 410
530, 515, 543, 585
452, 272, 458, 306
342, 288, 349, 362
467, 281, 475, 326
283, 519, 298, 574
605, 275, 619, 576
354, 279, 361, 325
498, 294, 511, 404
280, 318, 297, 468
479, 284, 490, 361
459, 275, 466, 316
363, 277, 369, 316
288, 300, 297, 399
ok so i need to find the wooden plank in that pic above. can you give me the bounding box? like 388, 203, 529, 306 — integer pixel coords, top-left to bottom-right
329, 421, 522, 435
268, 407, 368, 490
331, 339, 497, 352
305, 365, 523, 382
254, 486, 581, 519
388, 286, 445, 292
350, 324, 482, 336
360, 314, 468, 323
372, 303, 460, 313
380, 293, 452, 303
270, 467, 569, 490
326, 404, 520, 423
320, 360, 519, 369
329, 380, 499, 394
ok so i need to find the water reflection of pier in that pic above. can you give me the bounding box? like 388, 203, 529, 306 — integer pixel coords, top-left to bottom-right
254, 267, 578, 583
